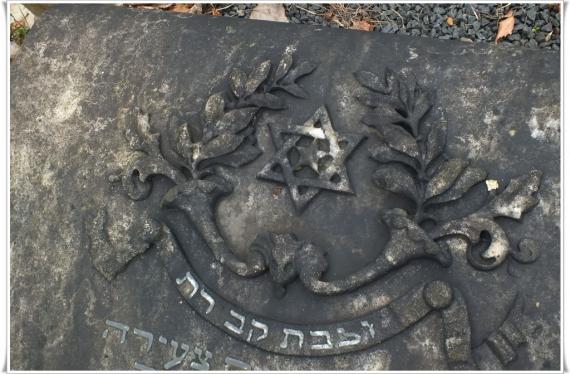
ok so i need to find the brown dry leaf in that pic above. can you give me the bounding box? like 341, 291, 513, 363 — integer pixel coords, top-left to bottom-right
446, 16, 454, 26
495, 10, 515, 43
322, 9, 335, 22
250, 4, 288, 22
129, 4, 163, 10
210, 6, 222, 16
351, 20, 374, 31
168, 4, 201, 14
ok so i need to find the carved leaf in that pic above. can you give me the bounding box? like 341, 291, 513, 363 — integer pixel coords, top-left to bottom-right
427, 166, 487, 205
425, 108, 448, 166
275, 49, 293, 81
244, 60, 271, 96
434, 170, 542, 270
201, 143, 262, 168
380, 124, 420, 159
355, 87, 383, 108
122, 166, 152, 201
384, 69, 399, 96
203, 94, 225, 125
372, 165, 418, 201
361, 105, 405, 130
425, 159, 468, 200
281, 61, 317, 84
368, 142, 417, 170
198, 133, 244, 163
245, 93, 285, 109
214, 108, 256, 135
381, 208, 451, 266
353, 71, 390, 94
436, 216, 510, 270
484, 170, 542, 219
120, 108, 160, 154
408, 86, 434, 133
278, 84, 308, 99
174, 123, 194, 162
89, 207, 161, 280
398, 80, 411, 110
229, 69, 247, 98
133, 156, 182, 184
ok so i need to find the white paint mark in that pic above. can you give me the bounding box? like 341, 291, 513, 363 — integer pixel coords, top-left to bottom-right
485, 179, 499, 191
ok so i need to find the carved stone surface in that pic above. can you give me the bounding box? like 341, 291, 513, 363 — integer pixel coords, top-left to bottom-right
10, 5, 560, 370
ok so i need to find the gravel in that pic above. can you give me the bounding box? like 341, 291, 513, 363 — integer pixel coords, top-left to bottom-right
215, 3, 560, 51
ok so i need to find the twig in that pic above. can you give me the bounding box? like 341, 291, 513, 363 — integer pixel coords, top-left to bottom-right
294, 5, 320, 16
212, 3, 235, 12
390, 9, 405, 29
470, 4, 480, 21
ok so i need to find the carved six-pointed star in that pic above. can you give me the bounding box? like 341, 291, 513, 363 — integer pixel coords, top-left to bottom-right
257, 106, 364, 212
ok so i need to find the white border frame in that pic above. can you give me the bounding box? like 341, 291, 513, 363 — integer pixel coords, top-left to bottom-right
2, 1, 565, 372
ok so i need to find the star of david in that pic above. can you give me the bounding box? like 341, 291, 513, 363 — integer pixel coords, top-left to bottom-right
257, 106, 364, 212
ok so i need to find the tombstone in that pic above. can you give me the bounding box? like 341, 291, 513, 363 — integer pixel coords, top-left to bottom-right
10, 5, 560, 371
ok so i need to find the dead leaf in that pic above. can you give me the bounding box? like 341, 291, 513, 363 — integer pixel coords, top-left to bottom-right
129, 4, 163, 10
250, 4, 288, 22
210, 6, 222, 16
351, 20, 374, 31
446, 16, 454, 26
168, 4, 201, 14
495, 10, 515, 43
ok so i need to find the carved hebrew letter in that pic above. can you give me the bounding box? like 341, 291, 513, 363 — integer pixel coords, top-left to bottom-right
104, 320, 129, 344
133, 328, 154, 352
190, 348, 212, 370
158, 336, 168, 344
224, 357, 252, 370
246, 319, 268, 342
163, 340, 190, 370
224, 310, 245, 335
199, 289, 215, 314
310, 330, 333, 350
176, 272, 199, 299
361, 321, 376, 339
280, 328, 304, 349
337, 328, 361, 347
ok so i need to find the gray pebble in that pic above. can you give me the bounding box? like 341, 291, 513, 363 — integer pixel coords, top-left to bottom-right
542, 23, 553, 32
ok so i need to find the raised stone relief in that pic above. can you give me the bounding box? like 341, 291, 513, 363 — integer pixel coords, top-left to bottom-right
257, 105, 364, 211
91, 50, 545, 368
354, 68, 542, 271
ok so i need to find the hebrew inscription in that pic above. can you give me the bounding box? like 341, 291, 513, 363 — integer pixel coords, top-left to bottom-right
102, 319, 247, 371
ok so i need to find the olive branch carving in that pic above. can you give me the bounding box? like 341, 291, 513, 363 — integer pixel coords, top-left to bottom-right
97, 47, 317, 280
355, 68, 542, 270
118, 48, 317, 199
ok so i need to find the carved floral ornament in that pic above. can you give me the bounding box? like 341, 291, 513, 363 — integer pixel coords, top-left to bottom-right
90, 46, 543, 369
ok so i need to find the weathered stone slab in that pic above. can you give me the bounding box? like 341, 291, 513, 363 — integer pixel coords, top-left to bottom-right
10, 5, 560, 370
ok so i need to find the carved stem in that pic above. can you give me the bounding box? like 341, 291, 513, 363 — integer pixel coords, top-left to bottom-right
300, 256, 406, 295
300, 209, 451, 295
162, 181, 267, 277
